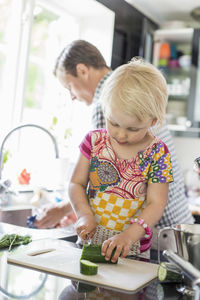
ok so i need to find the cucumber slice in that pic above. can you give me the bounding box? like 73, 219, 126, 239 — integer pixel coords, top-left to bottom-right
158, 262, 182, 283
80, 259, 98, 275
81, 244, 118, 264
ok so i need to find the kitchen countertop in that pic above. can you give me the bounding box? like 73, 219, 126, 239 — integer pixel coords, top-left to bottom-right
0, 223, 190, 299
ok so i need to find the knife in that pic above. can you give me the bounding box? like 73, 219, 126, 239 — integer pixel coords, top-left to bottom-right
85, 234, 92, 245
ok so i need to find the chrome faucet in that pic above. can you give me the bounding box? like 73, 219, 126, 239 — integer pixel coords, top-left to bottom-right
163, 249, 200, 299
0, 124, 59, 203
0, 123, 59, 180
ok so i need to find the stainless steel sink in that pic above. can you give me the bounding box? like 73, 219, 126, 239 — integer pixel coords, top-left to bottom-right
0, 207, 32, 227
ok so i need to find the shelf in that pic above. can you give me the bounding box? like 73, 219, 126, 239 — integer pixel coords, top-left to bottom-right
168, 95, 188, 100
168, 124, 200, 133
164, 67, 191, 75
154, 28, 194, 43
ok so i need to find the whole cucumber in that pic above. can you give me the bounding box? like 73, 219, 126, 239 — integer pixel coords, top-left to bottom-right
81, 244, 118, 264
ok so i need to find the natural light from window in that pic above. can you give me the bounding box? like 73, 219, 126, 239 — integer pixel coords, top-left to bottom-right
0, 0, 114, 191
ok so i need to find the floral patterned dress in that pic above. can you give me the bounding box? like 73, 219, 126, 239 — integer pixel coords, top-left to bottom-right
79, 129, 173, 256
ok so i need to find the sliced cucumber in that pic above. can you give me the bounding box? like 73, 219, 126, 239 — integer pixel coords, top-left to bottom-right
81, 244, 118, 264
80, 259, 98, 275
158, 262, 182, 283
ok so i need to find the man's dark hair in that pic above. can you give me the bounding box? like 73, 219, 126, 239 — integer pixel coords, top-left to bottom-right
54, 40, 108, 77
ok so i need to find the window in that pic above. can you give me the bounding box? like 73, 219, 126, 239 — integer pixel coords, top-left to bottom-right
0, 0, 114, 188
22, 3, 80, 160
0, 0, 12, 92
0, 0, 21, 134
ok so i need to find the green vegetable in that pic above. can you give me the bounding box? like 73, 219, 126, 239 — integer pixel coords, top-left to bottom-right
3, 150, 11, 165
80, 259, 98, 275
81, 244, 118, 264
158, 262, 182, 283
77, 282, 96, 293
0, 234, 32, 251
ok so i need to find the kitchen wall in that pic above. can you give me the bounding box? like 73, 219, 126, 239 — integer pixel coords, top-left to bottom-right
97, 0, 158, 69
173, 136, 200, 173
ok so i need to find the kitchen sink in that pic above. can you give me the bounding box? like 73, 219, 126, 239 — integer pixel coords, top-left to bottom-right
0, 206, 32, 227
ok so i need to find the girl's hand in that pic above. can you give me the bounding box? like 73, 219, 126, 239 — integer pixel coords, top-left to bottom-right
75, 214, 96, 240
102, 231, 133, 263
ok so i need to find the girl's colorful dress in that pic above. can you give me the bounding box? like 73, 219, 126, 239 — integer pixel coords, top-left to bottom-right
80, 129, 173, 256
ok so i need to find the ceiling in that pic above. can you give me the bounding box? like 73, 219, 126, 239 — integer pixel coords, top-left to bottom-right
125, 0, 200, 28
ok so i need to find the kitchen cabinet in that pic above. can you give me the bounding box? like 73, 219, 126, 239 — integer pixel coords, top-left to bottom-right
152, 28, 200, 137
140, 17, 158, 62
96, 0, 158, 69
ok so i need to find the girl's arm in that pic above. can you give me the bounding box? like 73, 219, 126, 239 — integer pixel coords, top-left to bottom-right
136, 181, 169, 229
102, 182, 169, 262
68, 153, 96, 240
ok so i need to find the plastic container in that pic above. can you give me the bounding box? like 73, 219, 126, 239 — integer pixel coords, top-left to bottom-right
168, 59, 180, 68
159, 43, 170, 59
179, 55, 191, 68
158, 58, 168, 67
170, 44, 177, 59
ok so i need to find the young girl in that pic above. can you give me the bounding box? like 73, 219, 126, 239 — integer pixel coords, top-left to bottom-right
68, 58, 173, 262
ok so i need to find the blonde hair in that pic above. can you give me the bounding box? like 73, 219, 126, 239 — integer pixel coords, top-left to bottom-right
101, 57, 168, 131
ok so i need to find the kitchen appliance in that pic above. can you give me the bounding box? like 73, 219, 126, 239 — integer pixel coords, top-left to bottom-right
158, 224, 200, 294
194, 156, 200, 175
7, 239, 158, 293
158, 224, 200, 269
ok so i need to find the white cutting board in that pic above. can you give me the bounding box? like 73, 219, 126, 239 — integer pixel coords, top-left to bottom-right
7, 239, 158, 293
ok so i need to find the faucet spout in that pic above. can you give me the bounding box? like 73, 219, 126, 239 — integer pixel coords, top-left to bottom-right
0, 123, 59, 180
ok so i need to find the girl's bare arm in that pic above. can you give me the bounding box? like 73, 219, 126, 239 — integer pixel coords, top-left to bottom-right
137, 182, 169, 228
68, 153, 96, 239
69, 153, 91, 216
